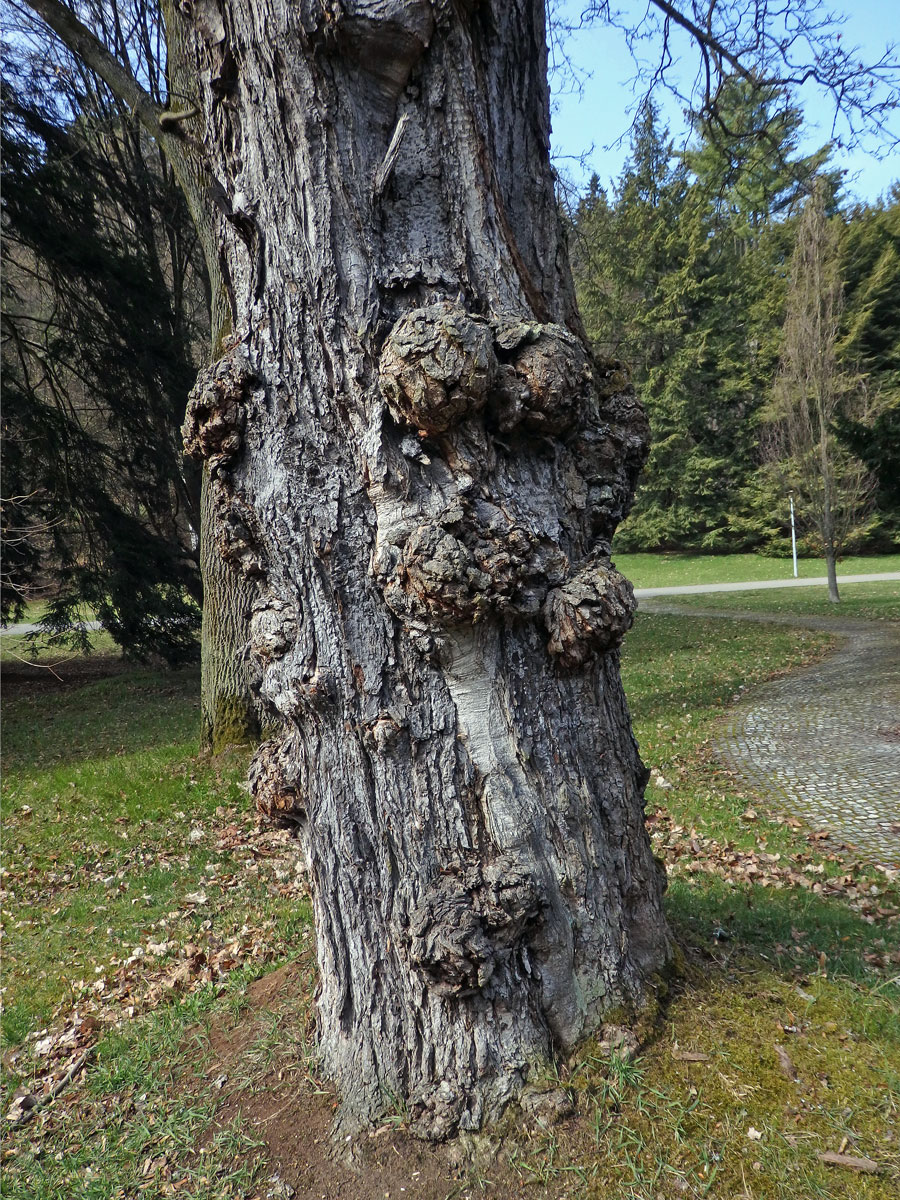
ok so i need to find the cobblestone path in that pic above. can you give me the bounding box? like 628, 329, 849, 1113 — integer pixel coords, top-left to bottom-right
644, 605, 900, 867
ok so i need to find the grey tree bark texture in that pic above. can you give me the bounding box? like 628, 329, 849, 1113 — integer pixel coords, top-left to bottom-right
179, 0, 673, 1138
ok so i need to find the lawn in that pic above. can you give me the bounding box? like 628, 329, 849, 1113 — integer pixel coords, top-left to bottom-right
2, 608, 898, 1199
643, 578, 900, 622
0, 625, 117, 667
613, 551, 900, 589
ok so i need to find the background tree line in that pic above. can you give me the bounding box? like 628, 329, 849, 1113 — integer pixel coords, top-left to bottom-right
569, 81, 900, 560
3, 10, 896, 684
1, 7, 207, 660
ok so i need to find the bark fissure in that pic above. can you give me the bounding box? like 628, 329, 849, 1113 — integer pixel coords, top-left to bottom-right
177, 0, 672, 1139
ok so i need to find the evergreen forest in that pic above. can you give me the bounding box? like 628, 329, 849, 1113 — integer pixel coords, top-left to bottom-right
569, 84, 899, 558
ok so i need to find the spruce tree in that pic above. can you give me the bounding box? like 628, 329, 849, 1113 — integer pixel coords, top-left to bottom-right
573, 81, 836, 553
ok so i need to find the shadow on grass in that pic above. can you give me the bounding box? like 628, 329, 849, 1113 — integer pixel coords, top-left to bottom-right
666, 875, 899, 1009
1, 664, 202, 771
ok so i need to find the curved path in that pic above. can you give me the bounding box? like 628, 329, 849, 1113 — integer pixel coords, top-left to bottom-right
642, 603, 900, 868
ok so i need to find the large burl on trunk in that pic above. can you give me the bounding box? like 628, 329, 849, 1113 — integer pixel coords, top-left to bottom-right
180, 0, 672, 1138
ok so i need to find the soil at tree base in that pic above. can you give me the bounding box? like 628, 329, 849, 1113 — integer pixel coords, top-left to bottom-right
185, 964, 516, 1199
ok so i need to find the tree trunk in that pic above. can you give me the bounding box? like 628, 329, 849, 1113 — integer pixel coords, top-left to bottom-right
824, 548, 840, 602
179, 0, 672, 1137
823, 511, 841, 603
197, 239, 262, 752
819, 395, 841, 604
199, 469, 261, 750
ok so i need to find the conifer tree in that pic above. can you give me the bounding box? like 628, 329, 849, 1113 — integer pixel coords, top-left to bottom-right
835, 191, 900, 529
573, 80, 837, 553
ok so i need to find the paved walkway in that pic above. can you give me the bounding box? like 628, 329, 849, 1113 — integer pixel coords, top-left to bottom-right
643, 602, 900, 867
1, 620, 102, 636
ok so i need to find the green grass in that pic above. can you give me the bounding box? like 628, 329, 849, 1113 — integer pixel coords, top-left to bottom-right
624, 615, 839, 863
2, 653, 315, 1198
512, 963, 900, 1199
0, 626, 119, 666
495, 611, 900, 1197
3, 605, 898, 1199
2, 599, 103, 628
2, 975, 282, 1199
612, 550, 900, 588
0, 661, 309, 1048
2, 663, 201, 771
643, 578, 900, 622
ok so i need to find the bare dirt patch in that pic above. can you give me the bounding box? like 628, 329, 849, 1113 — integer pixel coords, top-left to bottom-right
190, 963, 530, 1200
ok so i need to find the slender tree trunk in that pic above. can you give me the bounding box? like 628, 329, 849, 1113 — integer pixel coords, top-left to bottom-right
822, 503, 841, 603
818, 394, 841, 603
179, 0, 672, 1136
156, 2, 263, 749
824, 546, 840, 602
197, 265, 262, 751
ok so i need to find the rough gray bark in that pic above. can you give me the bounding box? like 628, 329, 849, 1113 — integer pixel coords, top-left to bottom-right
176, 0, 672, 1138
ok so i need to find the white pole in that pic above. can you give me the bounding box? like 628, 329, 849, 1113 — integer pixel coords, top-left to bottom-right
790, 494, 798, 578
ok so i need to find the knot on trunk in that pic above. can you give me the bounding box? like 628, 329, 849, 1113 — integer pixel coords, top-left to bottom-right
216, 487, 266, 577
248, 598, 297, 664
379, 302, 496, 434
543, 556, 636, 668
379, 306, 601, 440
406, 856, 542, 997
378, 509, 567, 625
390, 523, 488, 620
568, 373, 650, 539
302, 1, 434, 108
249, 738, 305, 822
491, 318, 594, 435
182, 345, 257, 477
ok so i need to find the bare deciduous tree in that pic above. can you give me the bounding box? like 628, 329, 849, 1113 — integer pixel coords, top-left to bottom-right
570, 2, 899, 173
767, 180, 874, 600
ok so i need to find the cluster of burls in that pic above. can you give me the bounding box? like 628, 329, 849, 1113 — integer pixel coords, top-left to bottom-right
374, 301, 644, 665
379, 301, 595, 438
182, 344, 255, 477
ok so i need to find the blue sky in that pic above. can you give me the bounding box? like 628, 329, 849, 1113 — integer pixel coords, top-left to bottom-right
548, 0, 899, 205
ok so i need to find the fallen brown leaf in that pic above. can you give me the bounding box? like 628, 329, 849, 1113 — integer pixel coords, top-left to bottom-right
817, 1151, 880, 1173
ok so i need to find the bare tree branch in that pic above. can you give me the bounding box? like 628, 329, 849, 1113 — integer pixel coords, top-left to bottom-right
575, 1, 900, 155
19, 0, 164, 135
650, 0, 750, 80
